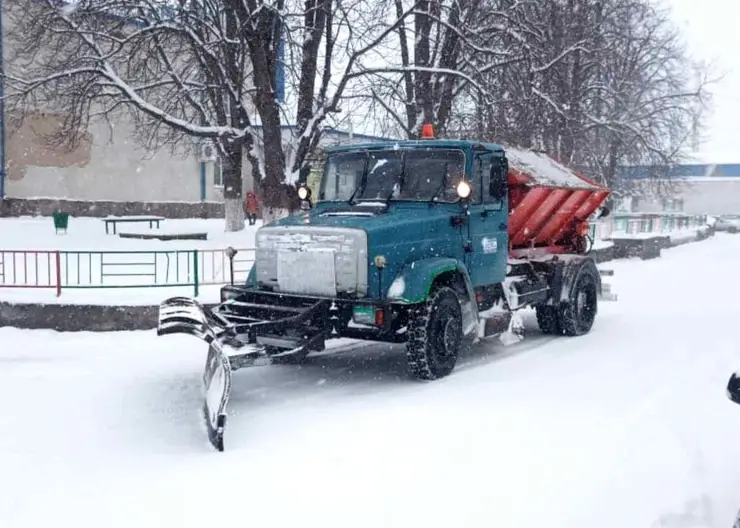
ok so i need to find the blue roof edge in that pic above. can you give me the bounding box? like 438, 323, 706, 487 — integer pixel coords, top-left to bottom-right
620, 163, 740, 179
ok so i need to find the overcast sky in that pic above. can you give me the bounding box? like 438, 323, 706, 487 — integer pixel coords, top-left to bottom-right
669, 0, 740, 164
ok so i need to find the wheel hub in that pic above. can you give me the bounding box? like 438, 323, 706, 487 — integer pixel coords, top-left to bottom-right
442, 317, 461, 355
577, 290, 587, 315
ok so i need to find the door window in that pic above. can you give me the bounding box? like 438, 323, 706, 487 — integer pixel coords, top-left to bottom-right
479, 155, 493, 204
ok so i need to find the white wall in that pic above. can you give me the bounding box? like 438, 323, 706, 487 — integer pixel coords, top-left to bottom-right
631, 180, 740, 215
624, 178, 740, 215
5, 120, 384, 204
675, 180, 740, 215
6, 116, 203, 202
2, 0, 235, 204
202, 154, 255, 202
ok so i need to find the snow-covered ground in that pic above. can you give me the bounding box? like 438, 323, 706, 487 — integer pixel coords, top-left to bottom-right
2, 233, 740, 528
0, 216, 260, 251
0, 214, 696, 305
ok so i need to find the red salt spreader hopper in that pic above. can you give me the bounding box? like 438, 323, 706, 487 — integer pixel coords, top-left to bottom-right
504, 147, 616, 300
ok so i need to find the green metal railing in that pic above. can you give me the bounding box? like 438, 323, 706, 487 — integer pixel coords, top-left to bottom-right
0, 247, 255, 297
610, 213, 708, 236
0, 212, 714, 297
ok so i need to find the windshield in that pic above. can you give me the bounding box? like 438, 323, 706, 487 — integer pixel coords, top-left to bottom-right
319, 148, 466, 203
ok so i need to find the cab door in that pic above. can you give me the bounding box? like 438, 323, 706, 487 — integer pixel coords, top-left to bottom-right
465, 152, 508, 287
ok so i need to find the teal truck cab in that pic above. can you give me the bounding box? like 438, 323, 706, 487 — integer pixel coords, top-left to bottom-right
157, 127, 613, 450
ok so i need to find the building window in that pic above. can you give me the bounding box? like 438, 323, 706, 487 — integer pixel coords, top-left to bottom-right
661, 198, 683, 212
213, 158, 223, 187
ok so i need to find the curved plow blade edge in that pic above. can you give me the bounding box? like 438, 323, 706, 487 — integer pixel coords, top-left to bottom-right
203, 340, 232, 452
156, 297, 233, 451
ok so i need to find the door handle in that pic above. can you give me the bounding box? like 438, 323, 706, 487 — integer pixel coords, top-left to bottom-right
481, 209, 498, 218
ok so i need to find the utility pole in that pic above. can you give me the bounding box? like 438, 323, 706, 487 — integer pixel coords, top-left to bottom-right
198, 0, 206, 201
0, 0, 7, 200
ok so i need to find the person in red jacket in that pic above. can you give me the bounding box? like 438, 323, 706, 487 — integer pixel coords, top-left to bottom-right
245, 191, 260, 226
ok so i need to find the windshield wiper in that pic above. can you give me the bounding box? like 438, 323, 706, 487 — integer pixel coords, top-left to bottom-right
347, 155, 370, 205
428, 162, 449, 205
384, 153, 406, 205
347, 183, 361, 206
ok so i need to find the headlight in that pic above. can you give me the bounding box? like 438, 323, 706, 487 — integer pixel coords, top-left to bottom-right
457, 180, 472, 199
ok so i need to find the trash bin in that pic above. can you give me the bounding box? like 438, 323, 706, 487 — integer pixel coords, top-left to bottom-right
53, 211, 69, 234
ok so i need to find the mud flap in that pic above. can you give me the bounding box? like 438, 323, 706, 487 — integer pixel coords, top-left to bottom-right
202, 340, 232, 452
499, 310, 525, 345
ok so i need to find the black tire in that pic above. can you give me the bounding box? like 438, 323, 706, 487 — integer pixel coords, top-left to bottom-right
406, 286, 464, 380
559, 262, 599, 336
536, 305, 561, 335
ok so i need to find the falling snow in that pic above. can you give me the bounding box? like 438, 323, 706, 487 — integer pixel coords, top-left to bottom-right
2, 235, 740, 528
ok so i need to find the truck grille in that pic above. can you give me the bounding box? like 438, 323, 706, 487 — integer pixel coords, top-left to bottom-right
255, 226, 368, 297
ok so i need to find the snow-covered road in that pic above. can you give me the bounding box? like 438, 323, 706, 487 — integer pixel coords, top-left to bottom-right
3, 234, 740, 528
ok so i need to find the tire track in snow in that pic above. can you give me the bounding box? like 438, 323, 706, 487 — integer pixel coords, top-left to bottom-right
556, 342, 738, 527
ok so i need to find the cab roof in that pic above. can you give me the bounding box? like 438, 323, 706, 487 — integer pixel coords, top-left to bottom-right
323, 139, 505, 154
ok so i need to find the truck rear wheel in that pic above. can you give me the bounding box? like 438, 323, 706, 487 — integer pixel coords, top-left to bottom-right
406, 286, 463, 380
559, 263, 599, 336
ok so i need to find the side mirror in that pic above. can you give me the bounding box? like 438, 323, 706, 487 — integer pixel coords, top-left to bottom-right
597, 206, 611, 219
728, 373, 740, 405
489, 157, 508, 200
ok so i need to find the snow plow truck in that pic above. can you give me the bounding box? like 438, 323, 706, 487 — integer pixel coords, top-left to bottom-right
157, 124, 616, 451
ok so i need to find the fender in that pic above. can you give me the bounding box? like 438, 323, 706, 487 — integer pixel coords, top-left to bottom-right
386, 257, 475, 306
387, 258, 479, 336
558, 256, 601, 303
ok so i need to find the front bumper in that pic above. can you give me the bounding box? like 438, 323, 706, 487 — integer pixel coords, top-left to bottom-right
217, 285, 403, 346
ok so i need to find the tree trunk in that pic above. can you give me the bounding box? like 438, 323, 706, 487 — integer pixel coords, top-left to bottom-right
224, 197, 245, 232
247, 6, 288, 210
257, 181, 300, 225
222, 138, 245, 232
262, 206, 290, 225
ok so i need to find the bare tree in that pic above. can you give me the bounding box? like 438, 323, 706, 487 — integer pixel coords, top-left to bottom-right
444, 0, 712, 202
4, 0, 710, 226
347, 0, 529, 139
581, 0, 711, 197
2, 0, 423, 230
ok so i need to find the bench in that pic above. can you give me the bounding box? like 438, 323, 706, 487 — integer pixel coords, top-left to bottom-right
103, 215, 165, 234
118, 232, 208, 241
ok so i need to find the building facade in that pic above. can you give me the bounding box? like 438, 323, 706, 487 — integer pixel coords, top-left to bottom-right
618, 164, 740, 215
3, 109, 210, 203
0, 1, 396, 205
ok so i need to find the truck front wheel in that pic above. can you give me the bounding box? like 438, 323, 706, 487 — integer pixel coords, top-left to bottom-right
406, 286, 463, 380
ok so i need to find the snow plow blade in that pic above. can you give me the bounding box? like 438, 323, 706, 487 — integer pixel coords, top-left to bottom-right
157, 297, 233, 451
202, 340, 232, 451
156, 293, 331, 451
157, 296, 228, 343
